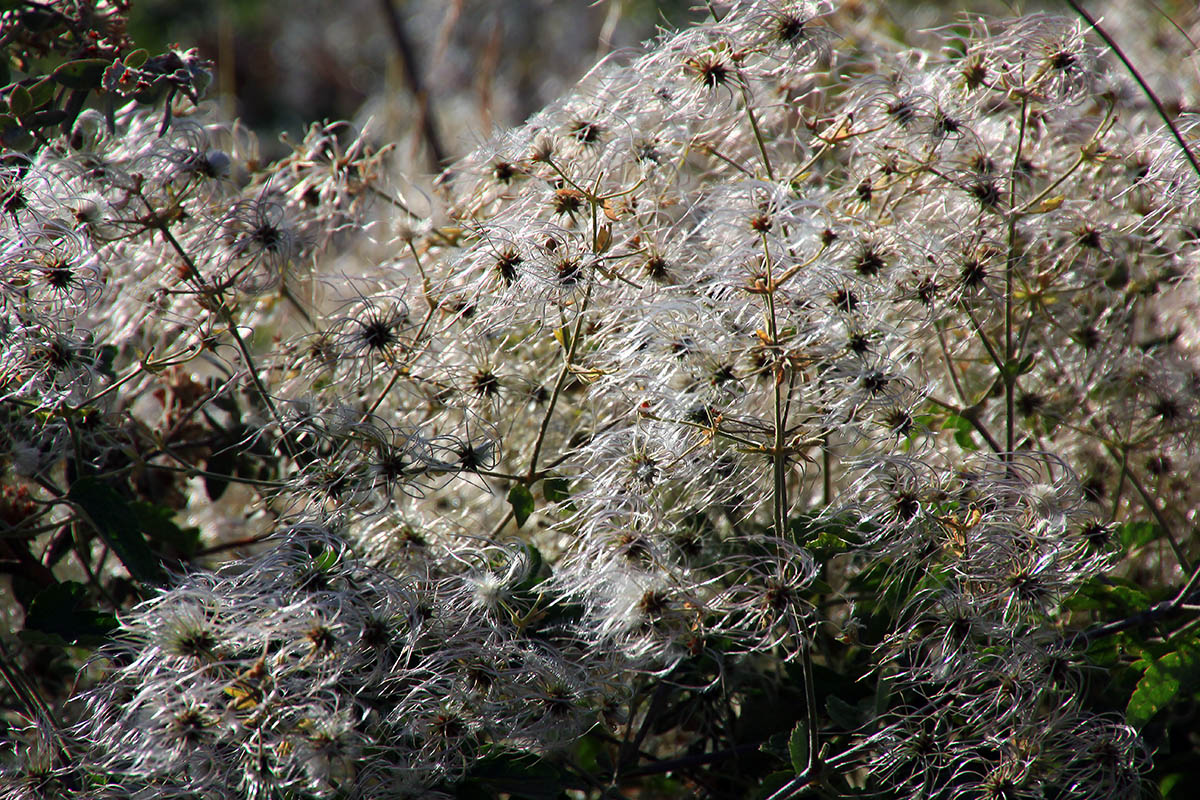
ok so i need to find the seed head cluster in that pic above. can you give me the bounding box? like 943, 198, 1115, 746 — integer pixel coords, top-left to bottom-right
2, 1, 1198, 797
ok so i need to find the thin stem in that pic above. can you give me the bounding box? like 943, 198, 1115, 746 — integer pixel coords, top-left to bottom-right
1069, 558, 1200, 646
1105, 442, 1191, 572
1015, 100, 1115, 215
1066, 0, 1200, 180
773, 242, 829, 289
154, 220, 297, 460
486, 507, 516, 540
407, 240, 436, 312
960, 302, 1005, 374
368, 184, 418, 219
926, 395, 1004, 454
740, 82, 776, 182
1004, 95, 1029, 457
801, 634, 820, 775
526, 286, 592, 481
696, 141, 755, 176
760, 234, 787, 542
935, 322, 968, 404
196, 531, 276, 557
1016, 151, 1085, 215
822, 436, 833, 507
146, 458, 289, 489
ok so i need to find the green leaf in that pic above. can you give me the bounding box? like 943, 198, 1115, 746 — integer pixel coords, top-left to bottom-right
759, 729, 792, 761
132, 79, 167, 106
313, 548, 338, 572
1065, 577, 1151, 615
901, 413, 937, 452
1126, 645, 1200, 728
123, 48, 150, 69
27, 77, 56, 109
25, 108, 68, 129
826, 694, 864, 730
465, 753, 573, 800
52, 58, 109, 90
0, 125, 35, 150
132, 501, 201, 557
8, 85, 31, 117
788, 721, 809, 774
96, 344, 118, 379
508, 484, 535, 528
553, 325, 572, 353
805, 531, 853, 558
1118, 520, 1159, 550
755, 772, 798, 800
1161, 773, 1184, 799
572, 733, 610, 774
541, 475, 570, 504
942, 414, 978, 451
1003, 353, 1035, 378
1085, 634, 1120, 667
21, 581, 117, 647
204, 446, 237, 502
68, 478, 167, 585
517, 543, 545, 589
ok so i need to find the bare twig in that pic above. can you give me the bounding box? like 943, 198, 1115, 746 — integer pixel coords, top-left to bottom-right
379, 0, 450, 174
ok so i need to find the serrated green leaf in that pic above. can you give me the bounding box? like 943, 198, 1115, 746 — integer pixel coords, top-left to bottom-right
508, 484, 535, 528
759, 729, 792, 761
1127, 646, 1200, 728
68, 478, 166, 585
788, 721, 809, 774
21, 581, 117, 647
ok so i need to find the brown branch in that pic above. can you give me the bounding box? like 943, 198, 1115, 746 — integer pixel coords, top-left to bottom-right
378, 0, 450, 174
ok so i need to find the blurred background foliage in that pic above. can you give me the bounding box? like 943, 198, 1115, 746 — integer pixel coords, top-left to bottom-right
117, 0, 1200, 166
124, 0, 704, 162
